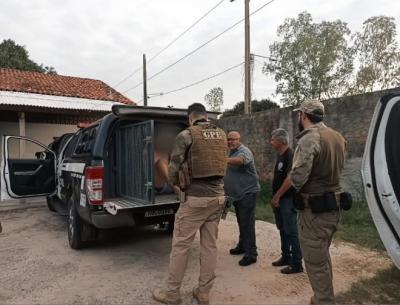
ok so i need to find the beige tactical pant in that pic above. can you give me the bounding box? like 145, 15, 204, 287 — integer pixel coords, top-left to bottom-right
166, 195, 225, 296
298, 208, 340, 305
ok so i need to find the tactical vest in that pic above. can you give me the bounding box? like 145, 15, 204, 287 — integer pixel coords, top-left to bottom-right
187, 123, 227, 179
301, 125, 346, 195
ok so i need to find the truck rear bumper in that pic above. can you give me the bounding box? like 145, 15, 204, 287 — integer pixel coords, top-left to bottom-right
91, 211, 135, 229
91, 198, 180, 229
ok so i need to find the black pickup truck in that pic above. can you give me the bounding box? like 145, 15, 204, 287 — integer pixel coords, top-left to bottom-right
0, 106, 218, 249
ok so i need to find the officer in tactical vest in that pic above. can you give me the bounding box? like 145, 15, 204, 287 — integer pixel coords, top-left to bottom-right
153, 103, 227, 305
289, 99, 346, 304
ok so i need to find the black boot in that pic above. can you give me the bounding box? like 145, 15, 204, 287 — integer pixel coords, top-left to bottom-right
229, 246, 245, 255
271, 257, 290, 267
280, 264, 303, 274
239, 256, 257, 266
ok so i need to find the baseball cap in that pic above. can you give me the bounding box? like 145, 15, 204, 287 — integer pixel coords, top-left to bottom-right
293, 99, 325, 117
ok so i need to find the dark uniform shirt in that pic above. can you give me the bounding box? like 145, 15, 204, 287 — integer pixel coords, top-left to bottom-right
272, 147, 295, 198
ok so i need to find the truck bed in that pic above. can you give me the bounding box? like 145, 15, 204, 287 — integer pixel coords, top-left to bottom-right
104, 194, 179, 215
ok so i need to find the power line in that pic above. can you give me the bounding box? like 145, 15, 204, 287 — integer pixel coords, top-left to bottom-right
137, 62, 243, 103
148, 0, 226, 64
113, 66, 142, 89
113, 0, 225, 88
123, 0, 277, 94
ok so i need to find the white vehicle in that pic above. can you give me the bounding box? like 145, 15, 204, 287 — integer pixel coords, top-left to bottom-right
362, 92, 400, 269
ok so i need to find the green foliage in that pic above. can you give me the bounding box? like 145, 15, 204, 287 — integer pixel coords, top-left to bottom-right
264, 12, 354, 106
0, 39, 57, 74
336, 265, 400, 304
204, 87, 223, 112
223, 99, 279, 117
264, 13, 400, 105
352, 16, 400, 93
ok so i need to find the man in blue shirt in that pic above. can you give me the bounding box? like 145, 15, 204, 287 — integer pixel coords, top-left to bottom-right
224, 131, 260, 266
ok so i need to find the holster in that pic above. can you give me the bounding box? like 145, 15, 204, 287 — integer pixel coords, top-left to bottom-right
294, 192, 305, 210
178, 162, 191, 190
309, 192, 339, 214
178, 190, 186, 203
339, 192, 353, 211
221, 196, 233, 220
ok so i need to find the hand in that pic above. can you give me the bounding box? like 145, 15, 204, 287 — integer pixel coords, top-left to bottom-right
271, 194, 280, 208
172, 185, 181, 194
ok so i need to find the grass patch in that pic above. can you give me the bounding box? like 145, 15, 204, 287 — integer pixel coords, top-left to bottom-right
335, 197, 384, 250
255, 181, 275, 223
335, 183, 385, 250
336, 265, 400, 304
254, 182, 384, 250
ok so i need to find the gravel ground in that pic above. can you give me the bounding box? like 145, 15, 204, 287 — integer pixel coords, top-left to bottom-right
0, 202, 391, 304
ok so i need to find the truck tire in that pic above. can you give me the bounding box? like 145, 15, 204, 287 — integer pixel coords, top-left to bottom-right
46, 196, 56, 212
167, 217, 175, 235
67, 198, 85, 249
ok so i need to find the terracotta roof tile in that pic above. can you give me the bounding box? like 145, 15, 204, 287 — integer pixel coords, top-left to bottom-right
0, 68, 134, 105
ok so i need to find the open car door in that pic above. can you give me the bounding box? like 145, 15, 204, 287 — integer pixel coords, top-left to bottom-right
1, 136, 56, 201
362, 93, 400, 269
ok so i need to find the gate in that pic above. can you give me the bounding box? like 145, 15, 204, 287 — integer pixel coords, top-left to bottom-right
116, 120, 154, 204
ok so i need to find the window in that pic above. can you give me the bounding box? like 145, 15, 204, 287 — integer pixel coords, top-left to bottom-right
385, 101, 400, 204
74, 127, 98, 155
63, 135, 78, 158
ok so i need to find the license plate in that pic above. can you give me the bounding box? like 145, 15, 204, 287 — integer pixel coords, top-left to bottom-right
145, 208, 174, 217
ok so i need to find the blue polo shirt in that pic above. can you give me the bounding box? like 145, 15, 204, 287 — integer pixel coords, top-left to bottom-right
224, 144, 260, 201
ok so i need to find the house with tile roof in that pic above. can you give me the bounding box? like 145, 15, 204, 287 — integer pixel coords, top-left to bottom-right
0, 68, 134, 157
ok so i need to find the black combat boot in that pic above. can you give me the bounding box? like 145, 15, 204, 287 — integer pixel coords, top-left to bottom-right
280, 264, 303, 274
238, 256, 257, 266
229, 246, 245, 255
271, 256, 290, 267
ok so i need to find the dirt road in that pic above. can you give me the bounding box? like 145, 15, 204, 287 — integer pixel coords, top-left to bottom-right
0, 203, 391, 304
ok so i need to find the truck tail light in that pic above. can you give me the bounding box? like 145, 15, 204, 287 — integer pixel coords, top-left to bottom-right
85, 166, 104, 205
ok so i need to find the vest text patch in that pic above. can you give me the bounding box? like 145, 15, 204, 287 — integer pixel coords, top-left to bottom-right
202, 130, 223, 139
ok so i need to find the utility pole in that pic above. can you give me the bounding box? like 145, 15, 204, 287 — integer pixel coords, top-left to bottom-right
231, 0, 251, 114
143, 54, 148, 106
244, 0, 251, 115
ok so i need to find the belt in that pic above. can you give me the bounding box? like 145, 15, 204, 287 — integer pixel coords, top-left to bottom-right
301, 192, 341, 209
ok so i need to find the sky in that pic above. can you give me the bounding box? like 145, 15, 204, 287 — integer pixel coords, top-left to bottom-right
1, 0, 400, 110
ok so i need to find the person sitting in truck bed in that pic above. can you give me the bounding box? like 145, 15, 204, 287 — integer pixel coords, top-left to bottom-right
154, 150, 174, 194
154, 125, 181, 195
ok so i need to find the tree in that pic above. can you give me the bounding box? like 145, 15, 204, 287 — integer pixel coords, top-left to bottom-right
351, 16, 400, 93
263, 12, 354, 106
223, 99, 279, 117
0, 39, 57, 74
204, 87, 224, 112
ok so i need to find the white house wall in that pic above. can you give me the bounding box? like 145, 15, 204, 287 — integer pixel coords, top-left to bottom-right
0, 121, 77, 158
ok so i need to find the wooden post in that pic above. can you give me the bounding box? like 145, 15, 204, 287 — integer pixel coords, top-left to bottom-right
143, 54, 148, 106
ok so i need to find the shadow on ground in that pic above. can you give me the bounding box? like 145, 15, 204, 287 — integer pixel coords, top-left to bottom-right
336, 265, 400, 304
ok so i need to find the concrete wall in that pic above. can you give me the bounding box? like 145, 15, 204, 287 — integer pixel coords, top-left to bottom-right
218, 88, 400, 196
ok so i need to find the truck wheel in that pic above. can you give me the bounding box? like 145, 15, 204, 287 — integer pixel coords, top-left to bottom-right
167, 217, 175, 235
67, 198, 85, 249
46, 196, 56, 212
